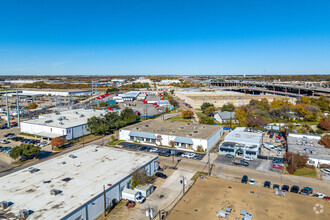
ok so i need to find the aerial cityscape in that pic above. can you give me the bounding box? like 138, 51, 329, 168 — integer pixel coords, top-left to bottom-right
0, 1, 329, 220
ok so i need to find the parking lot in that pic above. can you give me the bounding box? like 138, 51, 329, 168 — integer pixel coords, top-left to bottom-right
118, 142, 206, 160
214, 155, 283, 173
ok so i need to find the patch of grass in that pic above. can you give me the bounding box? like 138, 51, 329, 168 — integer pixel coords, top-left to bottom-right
191, 171, 208, 181
293, 167, 317, 178
18, 132, 35, 137
166, 115, 192, 122
107, 140, 124, 146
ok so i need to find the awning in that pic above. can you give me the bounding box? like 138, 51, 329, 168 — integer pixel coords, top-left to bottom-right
174, 136, 193, 145
129, 131, 156, 139
35, 132, 63, 139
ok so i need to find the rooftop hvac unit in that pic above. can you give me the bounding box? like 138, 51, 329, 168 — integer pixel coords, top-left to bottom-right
172, 130, 175, 133
63, 116, 67, 120
50, 189, 60, 195
235, 134, 240, 138
28, 167, 38, 173
75, 111, 79, 114
180, 126, 184, 129
188, 133, 192, 136
69, 154, 77, 159
193, 130, 198, 133
57, 117, 63, 121
45, 120, 53, 123
55, 112, 60, 115
202, 126, 205, 129
0, 201, 8, 209
145, 124, 149, 127
80, 114, 85, 118
19, 209, 29, 219
135, 127, 139, 130
160, 127, 164, 131
194, 126, 197, 129
187, 123, 190, 125
59, 122, 64, 125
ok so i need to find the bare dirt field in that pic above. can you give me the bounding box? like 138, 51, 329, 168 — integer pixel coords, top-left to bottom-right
167, 177, 330, 220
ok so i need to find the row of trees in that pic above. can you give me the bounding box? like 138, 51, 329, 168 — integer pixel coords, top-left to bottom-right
234, 97, 329, 128
87, 108, 139, 135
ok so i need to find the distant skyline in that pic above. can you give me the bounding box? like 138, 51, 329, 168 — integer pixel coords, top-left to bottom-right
1, 0, 330, 75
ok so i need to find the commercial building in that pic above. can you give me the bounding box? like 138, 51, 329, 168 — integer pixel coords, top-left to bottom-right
20, 109, 111, 141
119, 120, 223, 151
287, 133, 330, 167
0, 145, 158, 219
219, 127, 263, 158
20, 90, 93, 97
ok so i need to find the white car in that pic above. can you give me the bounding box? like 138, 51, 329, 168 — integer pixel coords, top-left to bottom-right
313, 193, 325, 198
249, 178, 255, 185
181, 153, 196, 159
320, 169, 330, 175
243, 156, 253, 161
149, 147, 158, 153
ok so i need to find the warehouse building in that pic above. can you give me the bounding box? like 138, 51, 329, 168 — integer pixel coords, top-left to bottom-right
287, 133, 330, 167
219, 127, 263, 158
119, 120, 223, 151
20, 109, 111, 141
0, 145, 159, 220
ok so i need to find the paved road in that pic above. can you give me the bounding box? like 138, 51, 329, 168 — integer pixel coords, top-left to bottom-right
159, 155, 330, 195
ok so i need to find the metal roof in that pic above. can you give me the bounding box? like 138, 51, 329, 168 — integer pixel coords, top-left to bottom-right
129, 131, 156, 139
174, 136, 193, 144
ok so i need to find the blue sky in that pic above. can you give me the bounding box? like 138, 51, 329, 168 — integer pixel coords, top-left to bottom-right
0, 0, 330, 75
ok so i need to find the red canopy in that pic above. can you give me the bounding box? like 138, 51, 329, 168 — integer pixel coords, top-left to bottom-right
107, 107, 113, 111
155, 105, 159, 108
96, 97, 101, 99
153, 102, 157, 105
105, 93, 110, 96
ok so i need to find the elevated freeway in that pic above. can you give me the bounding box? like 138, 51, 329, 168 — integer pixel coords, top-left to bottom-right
210, 81, 330, 97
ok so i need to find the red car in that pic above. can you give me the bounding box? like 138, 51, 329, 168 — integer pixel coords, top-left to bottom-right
324, 196, 330, 200
273, 164, 284, 169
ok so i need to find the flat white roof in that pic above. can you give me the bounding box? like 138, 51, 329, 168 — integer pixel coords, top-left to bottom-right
0, 145, 157, 219
224, 131, 263, 146
21, 109, 115, 129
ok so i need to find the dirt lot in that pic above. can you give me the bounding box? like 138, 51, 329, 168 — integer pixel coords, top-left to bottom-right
167, 177, 330, 220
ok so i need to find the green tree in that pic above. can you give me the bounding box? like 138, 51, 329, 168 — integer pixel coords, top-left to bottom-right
201, 102, 214, 113
106, 87, 119, 93
221, 103, 235, 112
99, 101, 107, 107
10, 144, 40, 159
204, 106, 216, 116
182, 110, 194, 119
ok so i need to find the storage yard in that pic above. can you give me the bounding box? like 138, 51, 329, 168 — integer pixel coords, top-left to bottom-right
167, 177, 330, 220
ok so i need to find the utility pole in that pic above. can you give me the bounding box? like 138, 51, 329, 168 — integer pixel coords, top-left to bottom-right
16, 90, 20, 127
5, 90, 10, 128
182, 176, 185, 195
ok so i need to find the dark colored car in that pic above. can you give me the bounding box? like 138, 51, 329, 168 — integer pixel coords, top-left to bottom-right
282, 185, 290, 191
139, 146, 147, 151
241, 175, 248, 184
124, 144, 136, 149
264, 181, 271, 188
290, 185, 300, 193
143, 146, 152, 152
176, 151, 184, 157
300, 187, 313, 195
155, 172, 167, 179
4, 133, 14, 137
158, 150, 171, 157
273, 184, 280, 190
225, 154, 234, 158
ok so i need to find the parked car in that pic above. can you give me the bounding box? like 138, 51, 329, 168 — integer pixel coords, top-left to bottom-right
264, 181, 271, 188
158, 150, 171, 157
273, 164, 284, 169
249, 178, 255, 185
320, 169, 330, 175
300, 187, 313, 195
11, 122, 18, 126
233, 159, 249, 167
0, 140, 10, 144
312, 193, 325, 198
175, 151, 184, 157
243, 156, 253, 161
181, 152, 195, 159
149, 147, 158, 153
139, 146, 147, 151
155, 172, 167, 179
282, 185, 290, 191
225, 154, 234, 159
323, 196, 330, 200
4, 133, 14, 137
273, 184, 280, 190
290, 185, 300, 193
241, 175, 248, 184
193, 154, 202, 160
